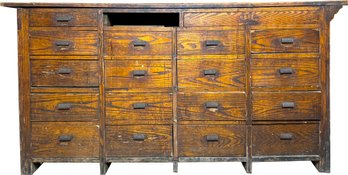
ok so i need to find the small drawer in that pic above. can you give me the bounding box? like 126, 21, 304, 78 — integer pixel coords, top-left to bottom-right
178, 125, 246, 157
104, 30, 172, 59
252, 92, 321, 121
31, 60, 99, 87
31, 122, 99, 159
106, 125, 172, 157
177, 28, 245, 55
183, 12, 241, 27
106, 92, 172, 124
251, 58, 319, 90
105, 60, 172, 92
251, 29, 319, 53
29, 9, 98, 27
252, 124, 319, 156
29, 29, 98, 56
178, 92, 246, 121
178, 59, 245, 92
31, 93, 99, 121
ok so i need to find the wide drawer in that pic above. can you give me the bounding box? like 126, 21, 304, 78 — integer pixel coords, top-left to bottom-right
251, 58, 319, 90
178, 125, 246, 157
178, 92, 246, 121
31, 93, 99, 121
252, 124, 319, 156
29, 9, 98, 27
251, 29, 319, 53
29, 29, 98, 56
183, 12, 242, 27
106, 93, 172, 124
252, 92, 321, 121
105, 60, 172, 92
31, 60, 99, 87
177, 28, 245, 55
31, 122, 99, 159
104, 30, 172, 59
106, 125, 172, 157
178, 59, 245, 92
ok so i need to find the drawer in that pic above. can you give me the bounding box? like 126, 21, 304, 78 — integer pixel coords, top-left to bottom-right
251, 29, 319, 53
177, 28, 245, 55
106, 93, 172, 124
178, 92, 246, 121
29, 9, 98, 27
251, 59, 319, 90
31, 60, 99, 87
178, 59, 245, 92
31, 122, 99, 159
31, 93, 99, 121
105, 60, 172, 92
29, 29, 98, 56
252, 92, 321, 121
106, 125, 172, 157
183, 12, 241, 27
252, 124, 319, 156
178, 125, 246, 157
104, 30, 172, 59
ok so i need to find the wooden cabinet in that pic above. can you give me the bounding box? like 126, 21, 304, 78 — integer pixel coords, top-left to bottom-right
1, 1, 347, 174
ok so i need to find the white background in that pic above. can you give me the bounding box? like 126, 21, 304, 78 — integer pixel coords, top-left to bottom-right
0, 0, 347, 175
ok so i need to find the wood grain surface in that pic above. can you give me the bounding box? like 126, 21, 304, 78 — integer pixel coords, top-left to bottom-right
183, 12, 241, 26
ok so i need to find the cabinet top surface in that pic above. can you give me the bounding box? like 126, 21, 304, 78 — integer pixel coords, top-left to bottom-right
1, 0, 347, 8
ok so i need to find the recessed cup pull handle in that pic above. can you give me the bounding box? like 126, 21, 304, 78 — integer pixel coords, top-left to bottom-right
57, 103, 73, 110
55, 15, 74, 23
281, 102, 295, 108
55, 40, 72, 47
58, 135, 74, 142
204, 40, 222, 47
205, 102, 219, 109
132, 40, 148, 47
133, 134, 147, 141
203, 69, 218, 76
279, 68, 294, 75
280, 38, 295, 44
132, 70, 147, 77
57, 68, 72, 74
206, 134, 219, 142
133, 102, 147, 109
279, 133, 294, 140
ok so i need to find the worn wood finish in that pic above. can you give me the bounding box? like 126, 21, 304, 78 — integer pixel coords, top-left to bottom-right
252, 124, 319, 156
31, 122, 100, 159
178, 125, 246, 157
178, 92, 246, 121
29, 29, 98, 56
178, 59, 245, 92
183, 12, 241, 26
105, 125, 172, 157
30, 60, 99, 87
29, 9, 98, 27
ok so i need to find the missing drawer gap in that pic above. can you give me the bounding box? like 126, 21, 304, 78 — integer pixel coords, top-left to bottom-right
104, 13, 179, 27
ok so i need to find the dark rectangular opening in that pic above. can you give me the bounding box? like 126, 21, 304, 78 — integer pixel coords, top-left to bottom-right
104, 13, 180, 27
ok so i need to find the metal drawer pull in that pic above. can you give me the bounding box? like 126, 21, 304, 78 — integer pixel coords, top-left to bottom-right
55, 15, 74, 22
279, 68, 294, 75
204, 40, 221, 47
203, 69, 218, 76
279, 133, 294, 140
206, 134, 219, 142
280, 38, 295, 44
132, 70, 147, 77
57, 68, 72, 74
57, 103, 72, 110
205, 102, 219, 109
281, 102, 295, 108
55, 40, 72, 47
133, 134, 147, 141
133, 103, 147, 109
58, 135, 74, 142
132, 40, 148, 47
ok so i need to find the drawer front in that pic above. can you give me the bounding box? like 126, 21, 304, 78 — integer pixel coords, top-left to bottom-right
104, 31, 172, 59
252, 124, 319, 156
251, 59, 319, 90
183, 12, 241, 27
106, 125, 172, 157
106, 93, 172, 124
178, 125, 246, 157
29, 9, 98, 27
105, 60, 172, 92
31, 122, 99, 158
29, 29, 98, 56
178, 59, 245, 92
251, 29, 319, 53
252, 92, 321, 121
178, 92, 246, 121
31, 93, 99, 121
31, 60, 99, 87
177, 28, 245, 55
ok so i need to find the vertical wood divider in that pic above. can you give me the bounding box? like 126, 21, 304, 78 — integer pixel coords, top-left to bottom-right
172, 27, 179, 173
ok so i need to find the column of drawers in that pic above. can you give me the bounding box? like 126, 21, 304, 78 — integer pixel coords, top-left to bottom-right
28, 9, 100, 160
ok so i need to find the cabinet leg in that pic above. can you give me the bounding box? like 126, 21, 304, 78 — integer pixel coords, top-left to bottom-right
173, 161, 178, 173
312, 159, 330, 173
21, 160, 42, 175
242, 161, 252, 174
100, 162, 111, 175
